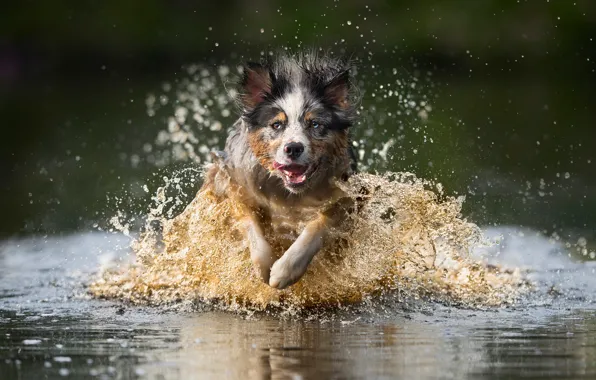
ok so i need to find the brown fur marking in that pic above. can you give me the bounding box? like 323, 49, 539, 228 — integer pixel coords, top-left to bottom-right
248, 129, 280, 171
272, 112, 287, 125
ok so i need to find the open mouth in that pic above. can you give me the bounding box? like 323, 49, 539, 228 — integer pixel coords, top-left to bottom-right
273, 162, 310, 187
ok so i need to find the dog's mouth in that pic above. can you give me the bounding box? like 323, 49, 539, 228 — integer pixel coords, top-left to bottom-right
273, 162, 312, 187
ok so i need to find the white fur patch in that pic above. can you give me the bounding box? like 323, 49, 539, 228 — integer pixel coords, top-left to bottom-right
274, 87, 311, 165
275, 87, 305, 124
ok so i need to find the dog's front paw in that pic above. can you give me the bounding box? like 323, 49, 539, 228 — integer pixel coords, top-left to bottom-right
268, 257, 294, 290
253, 256, 275, 284
269, 253, 309, 290
250, 241, 275, 284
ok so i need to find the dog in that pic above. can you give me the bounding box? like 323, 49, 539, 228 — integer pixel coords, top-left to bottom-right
203, 52, 358, 289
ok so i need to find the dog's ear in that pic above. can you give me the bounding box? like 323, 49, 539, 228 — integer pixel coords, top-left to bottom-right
324, 70, 350, 109
241, 62, 272, 109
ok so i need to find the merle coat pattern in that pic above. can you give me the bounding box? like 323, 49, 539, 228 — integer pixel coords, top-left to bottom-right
203, 52, 358, 289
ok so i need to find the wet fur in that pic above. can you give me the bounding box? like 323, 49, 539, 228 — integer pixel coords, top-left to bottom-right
202, 52, 358, 289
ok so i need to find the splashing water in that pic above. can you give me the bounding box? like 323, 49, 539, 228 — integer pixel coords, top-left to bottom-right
91, 171, 527, 311
144, 65, 235, 167
141, 61, 434, 172
90, 62, 528, 312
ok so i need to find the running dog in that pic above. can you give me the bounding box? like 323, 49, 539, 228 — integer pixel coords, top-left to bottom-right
203, 52, 358, 289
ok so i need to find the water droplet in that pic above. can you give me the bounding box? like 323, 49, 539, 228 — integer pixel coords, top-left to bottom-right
22, 339, 42, 345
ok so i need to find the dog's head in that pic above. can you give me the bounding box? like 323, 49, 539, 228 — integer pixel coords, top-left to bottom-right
239, 53, 356, 194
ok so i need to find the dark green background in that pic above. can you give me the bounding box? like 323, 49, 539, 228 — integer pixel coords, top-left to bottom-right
1, 0, 595, 246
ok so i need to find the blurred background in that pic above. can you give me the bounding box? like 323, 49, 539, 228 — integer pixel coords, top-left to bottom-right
0, 0, 595, 250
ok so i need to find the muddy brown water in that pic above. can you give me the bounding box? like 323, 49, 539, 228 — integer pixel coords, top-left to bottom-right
1, 229, 595, 379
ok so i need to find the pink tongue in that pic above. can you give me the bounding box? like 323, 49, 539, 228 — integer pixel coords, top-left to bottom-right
282, 169, 306, 183
286, 173, 306, 183
275, 163, 307, 183
281, 165, 306, 174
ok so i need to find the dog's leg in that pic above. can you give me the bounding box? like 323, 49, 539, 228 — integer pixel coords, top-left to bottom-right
269, 214, 327, 289
242, 215, 275, 283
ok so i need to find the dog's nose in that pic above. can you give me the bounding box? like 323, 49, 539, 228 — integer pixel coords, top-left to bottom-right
284, 142, 304, 159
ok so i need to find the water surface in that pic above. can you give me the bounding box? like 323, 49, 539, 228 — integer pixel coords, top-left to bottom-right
1, 230, 595, 379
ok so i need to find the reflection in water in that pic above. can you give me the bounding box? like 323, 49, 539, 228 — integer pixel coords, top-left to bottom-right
2, 309, 596, 379
473, 311, 596, 378
168, 315, 467, 379
1, 233, 596, 379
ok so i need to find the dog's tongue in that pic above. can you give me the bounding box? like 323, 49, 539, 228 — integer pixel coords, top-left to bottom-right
285, 172, 306, 184
275, 163, 308, 184
281, 164, 306, 174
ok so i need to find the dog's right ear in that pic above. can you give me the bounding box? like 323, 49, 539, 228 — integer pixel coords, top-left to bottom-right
324, 69, 351, 110
241, 63, 272, 109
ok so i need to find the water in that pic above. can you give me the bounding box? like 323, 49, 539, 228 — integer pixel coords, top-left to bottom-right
1, 67, 594, 379
93, 172, 527, 310
0, 229, 595, 379
1, 19, 595, 380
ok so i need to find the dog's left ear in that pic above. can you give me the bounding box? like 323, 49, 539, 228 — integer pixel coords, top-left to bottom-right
324, 70, 350, 109
241, 62, 272, 110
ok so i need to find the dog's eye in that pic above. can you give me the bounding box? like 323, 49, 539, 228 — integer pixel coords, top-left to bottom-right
271, 121, 283, 130
311, 121, 322, 129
